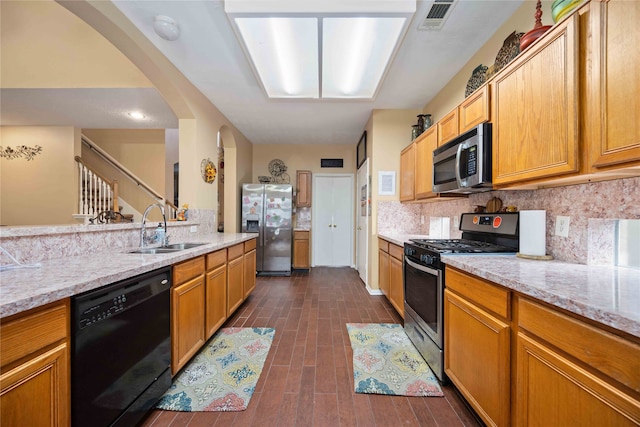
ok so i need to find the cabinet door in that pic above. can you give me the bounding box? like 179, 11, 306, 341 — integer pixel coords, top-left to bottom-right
172, 275, 205, 374
296, 170, 312, 207
1, 343, 69, 427
293, 232, 310, 269
459, 84, 490, 133
399, 143, 415, 202
492, 15, 579, 186
415, 127, 438, 199
389, 252, 404, 318
205, 264, 227, 339
445, 289, 510, 427
378, 249, 390, 297
437, 108, 459, 146
227, 255, 244, 316
516, 333, 639, 426
243, 249, 257, 298
588, 0, 640, 170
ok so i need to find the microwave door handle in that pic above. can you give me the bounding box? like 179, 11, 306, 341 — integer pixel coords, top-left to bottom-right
455, 144, 464, 187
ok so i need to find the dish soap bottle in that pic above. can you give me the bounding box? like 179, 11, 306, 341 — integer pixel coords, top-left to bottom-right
155, 223, 165, 245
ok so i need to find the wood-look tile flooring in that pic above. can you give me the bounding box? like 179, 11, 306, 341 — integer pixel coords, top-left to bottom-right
141, 267, 482, 427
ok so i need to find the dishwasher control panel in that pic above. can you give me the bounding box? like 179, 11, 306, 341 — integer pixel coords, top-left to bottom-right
74, 267, 171, 330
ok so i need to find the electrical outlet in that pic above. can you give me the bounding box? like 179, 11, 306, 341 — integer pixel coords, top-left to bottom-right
190, 225, 198, 233
453, 215, 459, 228
420, 215, 425, 225
555, 216, 570, 237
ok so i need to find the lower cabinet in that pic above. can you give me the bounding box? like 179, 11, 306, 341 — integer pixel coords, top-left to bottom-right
172, 257, 206, 374
206, 249, 227, 340
293, 230, 310, 269
0, 301, 70, 427
227, 243, 245, 316
377, 238, 403, 318
243, 239, 257, 298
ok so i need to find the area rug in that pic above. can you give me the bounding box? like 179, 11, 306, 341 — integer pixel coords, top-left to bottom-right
155, 327, 275, 411
346, 323, 443, 397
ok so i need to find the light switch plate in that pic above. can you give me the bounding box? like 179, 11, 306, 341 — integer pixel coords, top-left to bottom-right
190, 225, 198, 233
555, 216, 570, 237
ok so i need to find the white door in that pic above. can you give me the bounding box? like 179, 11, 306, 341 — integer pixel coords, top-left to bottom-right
312, 174, 354, 267
356, 160, 369, 284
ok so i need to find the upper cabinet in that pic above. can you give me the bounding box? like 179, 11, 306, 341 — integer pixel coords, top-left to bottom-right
415, 126, 438, 199
459, 84, 490, 134
399, 143, 415, 202
586, 0, 640, 171
492, 14, 580, 186
296, 170, 312, 207
437, 108, 459, 146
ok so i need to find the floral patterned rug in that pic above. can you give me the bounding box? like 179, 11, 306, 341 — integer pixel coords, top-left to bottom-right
155, 327, 275, 412
346, 323, 443, 397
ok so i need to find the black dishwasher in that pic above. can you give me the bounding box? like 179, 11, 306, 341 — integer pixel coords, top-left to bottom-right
71, 267, 172, 427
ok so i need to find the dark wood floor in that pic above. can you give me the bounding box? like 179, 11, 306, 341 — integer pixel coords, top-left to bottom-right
141, 267, 482, 427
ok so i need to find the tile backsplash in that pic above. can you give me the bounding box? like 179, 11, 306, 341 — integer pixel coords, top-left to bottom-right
378, 176, 640, 265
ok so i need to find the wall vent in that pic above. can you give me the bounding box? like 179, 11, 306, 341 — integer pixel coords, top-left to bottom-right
320, 158, 344, 168
418, 0, 456, 31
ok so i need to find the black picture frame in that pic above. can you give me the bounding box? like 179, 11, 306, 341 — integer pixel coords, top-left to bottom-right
356, 131, 367, 169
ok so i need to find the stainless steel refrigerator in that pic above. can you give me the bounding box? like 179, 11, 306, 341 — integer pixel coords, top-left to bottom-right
241, 184, 292, 276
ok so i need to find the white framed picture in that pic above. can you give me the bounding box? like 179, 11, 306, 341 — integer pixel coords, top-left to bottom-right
378, 171, 396, 196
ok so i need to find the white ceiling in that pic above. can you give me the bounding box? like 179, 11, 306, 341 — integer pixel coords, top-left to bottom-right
1, 0, 525, 145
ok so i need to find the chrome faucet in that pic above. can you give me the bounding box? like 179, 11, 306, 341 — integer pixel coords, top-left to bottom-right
140, 203, 168, 247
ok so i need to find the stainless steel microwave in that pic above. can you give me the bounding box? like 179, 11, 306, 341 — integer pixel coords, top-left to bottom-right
432, 122, 492, 194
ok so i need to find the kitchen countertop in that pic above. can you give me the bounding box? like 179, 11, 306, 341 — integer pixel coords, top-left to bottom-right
0, 233, 258, 318
378, 233, 430, 247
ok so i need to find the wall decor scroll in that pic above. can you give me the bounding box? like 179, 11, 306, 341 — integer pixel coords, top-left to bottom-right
201, 158, 216, 183
0, 145, 43, 161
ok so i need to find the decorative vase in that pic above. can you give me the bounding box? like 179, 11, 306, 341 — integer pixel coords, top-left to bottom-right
520, 0, 552, 51
423, 114, 433, 131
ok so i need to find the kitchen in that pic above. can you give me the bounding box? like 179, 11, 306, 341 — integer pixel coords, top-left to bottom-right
2, 0, 639, 426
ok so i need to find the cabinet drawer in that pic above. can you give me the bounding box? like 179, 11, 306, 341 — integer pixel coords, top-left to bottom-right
244, 238, 257, 252
445, 266, 510, 319
378, 238, 389, 253
389, 243, 404, 260
228, 243, 244, 260
518, 297, 640, 392
173, 256, 205, 285
1, 301, 68, 368
294, 230, 309, 240
206, 249, 226, 271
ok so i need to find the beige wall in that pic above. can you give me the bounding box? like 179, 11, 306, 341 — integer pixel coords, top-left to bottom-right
1, 0, 151, 89
367, 108, 420, 290
82, 129, 166, 220
0, 126, 80, 226
422, 0, 554, 120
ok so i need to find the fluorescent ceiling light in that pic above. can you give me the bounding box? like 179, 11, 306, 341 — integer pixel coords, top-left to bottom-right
225, 0, 416, 100
128, 111, 146, 120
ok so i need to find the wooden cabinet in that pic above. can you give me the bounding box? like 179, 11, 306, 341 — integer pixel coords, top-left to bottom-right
388, 244, 404, 318
515, 297, 640, 426
172, 256, 206, 374
1, 300, 70, 427
415, 126, 438, 199
437, 107, 459, 146
227, 243, 245, 316
399, 143, 415, 202
378, 238, 390, 297
459, 84, 490, 133
377, 238, 403, 318
586, 0, 640, 171
296, 170, 312, 207
205, 249, 227, 339
444, 267, 511, 427
243, 239, 257, 297
492, 14, 580, 186
293, 230, 310, 269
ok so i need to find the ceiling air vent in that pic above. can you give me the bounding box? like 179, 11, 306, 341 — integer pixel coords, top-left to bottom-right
418, 0, 456, 31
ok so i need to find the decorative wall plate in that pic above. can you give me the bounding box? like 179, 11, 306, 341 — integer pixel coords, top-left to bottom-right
201, 158, 216, 183
494, 31, 524, 73
465, 64, 488, 98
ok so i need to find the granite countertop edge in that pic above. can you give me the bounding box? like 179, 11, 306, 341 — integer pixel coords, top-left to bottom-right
0, 233, 258, 318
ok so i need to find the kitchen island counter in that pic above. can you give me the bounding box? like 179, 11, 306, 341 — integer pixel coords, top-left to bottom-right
442, 254, 640, 339
0, 233, 258, 318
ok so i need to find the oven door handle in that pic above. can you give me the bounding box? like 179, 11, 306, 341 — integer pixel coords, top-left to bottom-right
405, 258, 440, 276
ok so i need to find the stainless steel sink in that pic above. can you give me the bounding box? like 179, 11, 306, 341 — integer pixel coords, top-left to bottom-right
127, 243, 207, 254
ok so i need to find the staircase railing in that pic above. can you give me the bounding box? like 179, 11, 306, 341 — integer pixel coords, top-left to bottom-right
78, 135, 178, 220
74, 155, 119, 217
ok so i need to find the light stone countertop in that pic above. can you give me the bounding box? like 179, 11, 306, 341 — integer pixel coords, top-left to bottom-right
0, 233, 258, 318
378, 233, 430, 247
377, 232, 639, 339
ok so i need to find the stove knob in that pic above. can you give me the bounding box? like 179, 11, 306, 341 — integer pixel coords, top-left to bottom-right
405, 247, 415, 256
420, 254, 433, 264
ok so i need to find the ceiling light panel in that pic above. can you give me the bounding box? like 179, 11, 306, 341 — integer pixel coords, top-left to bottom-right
322, 17, 406, 98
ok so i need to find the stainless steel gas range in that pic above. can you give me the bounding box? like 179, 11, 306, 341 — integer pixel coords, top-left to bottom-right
403, 212, 519, 382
